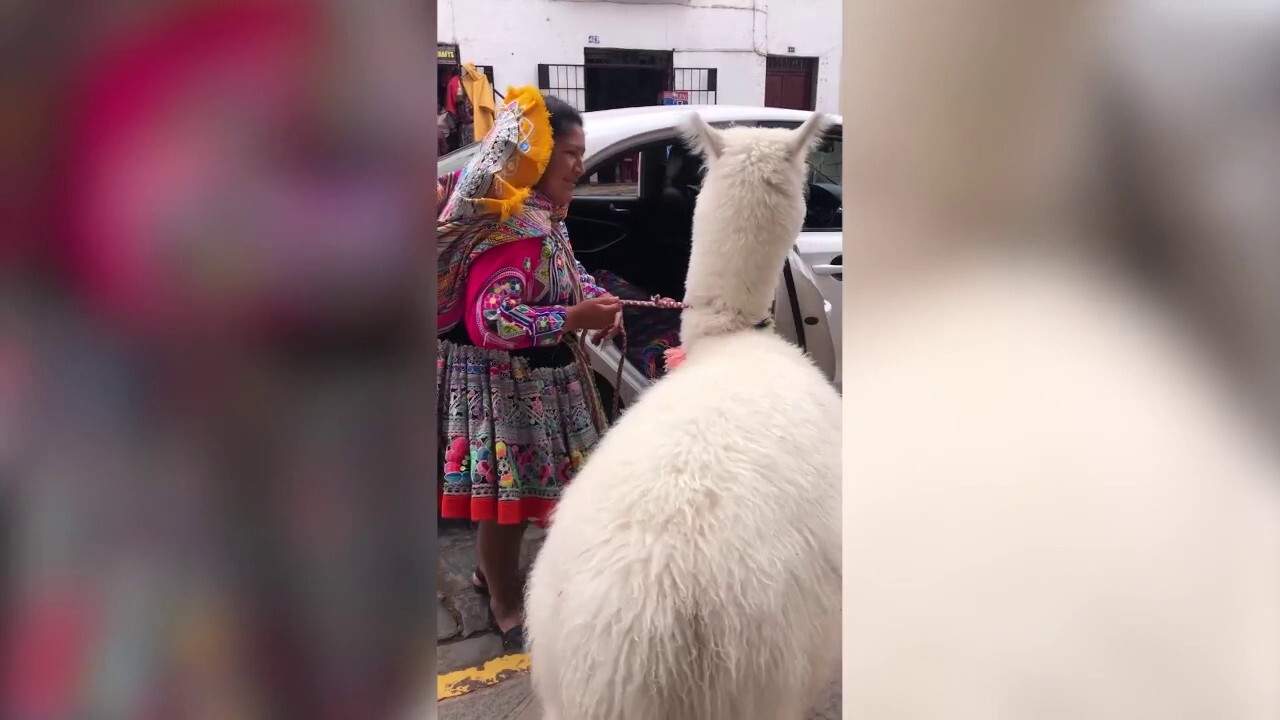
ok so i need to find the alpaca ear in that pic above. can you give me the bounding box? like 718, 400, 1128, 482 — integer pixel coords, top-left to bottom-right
681, 112, 724, 161
790, 112, 832, 159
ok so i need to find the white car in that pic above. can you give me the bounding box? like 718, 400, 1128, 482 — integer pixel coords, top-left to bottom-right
439, 105, 843, 412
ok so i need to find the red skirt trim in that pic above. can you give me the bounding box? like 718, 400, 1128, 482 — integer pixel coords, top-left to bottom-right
439, 488, 554, 529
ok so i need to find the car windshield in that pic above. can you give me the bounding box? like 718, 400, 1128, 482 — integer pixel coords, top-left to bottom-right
439, 143, 480, 175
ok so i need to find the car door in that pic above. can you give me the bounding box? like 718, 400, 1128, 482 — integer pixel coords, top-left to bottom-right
574, 127, 744, 407
571, 141, 683, 412
761, 121, 843, 388
797, 128, 843, 388
565, 149, 644, 256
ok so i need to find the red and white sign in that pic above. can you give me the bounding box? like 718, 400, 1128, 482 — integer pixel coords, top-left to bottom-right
660, 90, 690, 106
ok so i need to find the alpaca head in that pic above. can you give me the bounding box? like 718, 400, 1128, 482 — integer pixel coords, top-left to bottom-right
678, 112, 832, 346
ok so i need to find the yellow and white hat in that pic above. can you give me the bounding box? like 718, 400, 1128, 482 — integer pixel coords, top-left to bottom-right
439, 85, 554, 222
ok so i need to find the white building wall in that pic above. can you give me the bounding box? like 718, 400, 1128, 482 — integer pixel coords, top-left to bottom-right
438, 0, 841, 114
758, 0, 842, 114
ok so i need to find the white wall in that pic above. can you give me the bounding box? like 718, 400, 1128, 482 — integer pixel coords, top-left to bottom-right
438, 0, 841, 114
757, 0, 843, 114
672, 50, 766, 110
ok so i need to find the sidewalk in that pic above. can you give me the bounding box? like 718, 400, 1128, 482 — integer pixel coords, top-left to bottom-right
439, 671, 842, 719
439, 674, 540, 720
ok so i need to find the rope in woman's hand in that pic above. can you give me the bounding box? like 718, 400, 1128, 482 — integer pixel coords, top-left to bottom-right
620, 296, 690, 311
603, 295, 690, 421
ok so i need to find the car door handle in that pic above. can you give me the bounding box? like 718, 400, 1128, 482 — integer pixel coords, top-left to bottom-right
608, 204, 630, 216
811, 264, 843, 275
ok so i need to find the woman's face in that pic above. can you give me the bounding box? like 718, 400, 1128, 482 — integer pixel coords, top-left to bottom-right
535, 123, 585, 207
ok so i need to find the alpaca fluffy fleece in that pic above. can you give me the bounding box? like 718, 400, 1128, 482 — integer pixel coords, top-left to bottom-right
525, 114, 841, 720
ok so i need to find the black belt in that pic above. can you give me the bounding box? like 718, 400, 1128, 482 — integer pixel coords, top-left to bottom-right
441, 324, 574, 369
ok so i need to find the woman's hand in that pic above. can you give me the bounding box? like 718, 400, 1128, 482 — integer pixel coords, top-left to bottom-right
565, 295, 622, 333
591, 306, 623, 346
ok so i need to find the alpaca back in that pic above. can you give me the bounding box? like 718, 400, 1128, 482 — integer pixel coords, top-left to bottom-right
526, 330, 841, 720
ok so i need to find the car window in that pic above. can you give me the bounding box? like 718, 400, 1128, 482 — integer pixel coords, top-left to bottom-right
661, 141, 705, 195
748, 120, 843, 230
803, 130, 842, 230
575, 151, 640, 198
808, 133, 841, 188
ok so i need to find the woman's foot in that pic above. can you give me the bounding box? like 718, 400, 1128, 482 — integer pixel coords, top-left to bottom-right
497, 625, 525, 653
488, 600, 525, 653
476, 520, 528, 652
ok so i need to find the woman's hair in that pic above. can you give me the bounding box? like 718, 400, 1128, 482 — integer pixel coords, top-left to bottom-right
544, 96, 583, 140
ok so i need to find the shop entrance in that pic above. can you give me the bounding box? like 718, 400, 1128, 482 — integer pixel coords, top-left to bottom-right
438, 43, 496, 150
583, 47, 674, 112
437, 42, 460, 114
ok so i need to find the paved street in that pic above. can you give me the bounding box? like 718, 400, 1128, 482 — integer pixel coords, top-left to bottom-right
435, 520, 841, 717
438, 667, 842, 719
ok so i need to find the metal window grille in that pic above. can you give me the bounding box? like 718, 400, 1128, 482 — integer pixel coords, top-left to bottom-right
671, 67, 718, 105
473, 64, 499, 101
538, 63, 717, 109
537, 64, 586, 111
766, 56, 816, 72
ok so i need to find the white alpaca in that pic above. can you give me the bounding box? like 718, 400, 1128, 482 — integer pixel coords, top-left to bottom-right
525, 114, 841, 720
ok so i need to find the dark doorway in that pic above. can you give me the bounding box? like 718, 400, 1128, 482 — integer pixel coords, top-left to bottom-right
584, 48, 674, 112
437, 43, 459, 111
438, 44, 461, 150
764, 55, 818, 111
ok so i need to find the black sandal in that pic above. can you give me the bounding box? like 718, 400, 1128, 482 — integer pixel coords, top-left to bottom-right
486, 605, 526, 653
498, 624, 526, 653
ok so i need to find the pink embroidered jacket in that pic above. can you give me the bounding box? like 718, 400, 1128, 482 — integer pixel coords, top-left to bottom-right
464, 235, 606, 351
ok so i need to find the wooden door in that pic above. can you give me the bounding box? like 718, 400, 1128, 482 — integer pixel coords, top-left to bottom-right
765, 56, 818, 111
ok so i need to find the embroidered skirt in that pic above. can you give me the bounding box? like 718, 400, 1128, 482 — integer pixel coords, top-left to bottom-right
438, 338, 603, 526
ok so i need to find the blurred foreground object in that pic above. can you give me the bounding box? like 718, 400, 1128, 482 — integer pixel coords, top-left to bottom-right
2, 1, 436, 718
1101, 0, 1280, 443
842, 0, 1280, 717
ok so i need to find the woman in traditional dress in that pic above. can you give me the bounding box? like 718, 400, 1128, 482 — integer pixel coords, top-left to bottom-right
437, 89, 621, 650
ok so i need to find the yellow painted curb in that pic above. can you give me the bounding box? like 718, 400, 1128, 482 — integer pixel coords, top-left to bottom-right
437, 652, 531, 700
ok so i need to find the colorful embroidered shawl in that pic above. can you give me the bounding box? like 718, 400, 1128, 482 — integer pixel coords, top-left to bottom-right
437, 179, 573, 333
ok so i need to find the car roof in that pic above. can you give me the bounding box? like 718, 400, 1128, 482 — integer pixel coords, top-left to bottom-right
579, 105, 843, 157
437, 105, 843, 172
